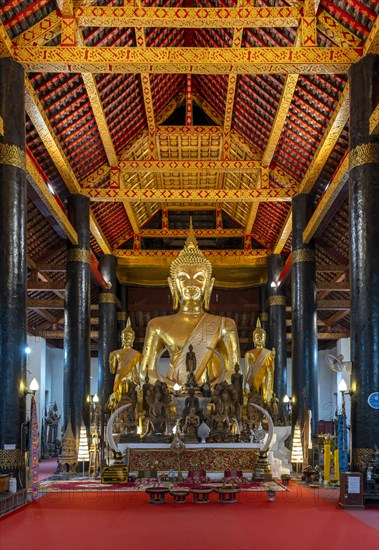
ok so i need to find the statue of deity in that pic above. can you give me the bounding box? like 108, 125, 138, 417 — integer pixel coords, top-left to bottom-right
244, 318, 275, 403
109, 318, 142, 399
140, 222, 240, 390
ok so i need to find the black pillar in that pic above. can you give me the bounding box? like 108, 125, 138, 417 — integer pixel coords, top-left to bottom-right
349, 54, 379, 468
259, 285, 268, 334
0, 58, 27, 478
291, 194, 318, 435
117, 284, 128, 348
268, 254, 287, 411
98, 254, 117, 405
64, 194, 91, 439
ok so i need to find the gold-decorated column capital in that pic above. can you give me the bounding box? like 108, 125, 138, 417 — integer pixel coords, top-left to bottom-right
67, 248, 91, 264
0, 143, 26, 171
99, 293, 117, 305
350, 142, 379, 170
267, 295, 287, 307
292, 248, 315, 263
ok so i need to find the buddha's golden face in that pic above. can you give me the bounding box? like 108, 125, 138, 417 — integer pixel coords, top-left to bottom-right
175, 265, 208, 303
253, 329, 266, 348
122, 330, 134, 348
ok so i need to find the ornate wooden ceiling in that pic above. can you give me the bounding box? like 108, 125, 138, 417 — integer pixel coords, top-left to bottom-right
1, 0, 378, 353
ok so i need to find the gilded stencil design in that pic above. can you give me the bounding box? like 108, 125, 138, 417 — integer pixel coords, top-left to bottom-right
292, 248, 315, 263
0, 449, 23, 469
0, 143, 25, 171
350, 143, 379, 170
129, 448, 259, 472
99, 293, 117, 304
67, 248, 91, 263
352, 448, 374, 467
267, 295, 286, 307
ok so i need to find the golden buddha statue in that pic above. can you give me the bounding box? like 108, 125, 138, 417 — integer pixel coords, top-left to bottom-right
244, 318, 275, 403
109, 317, 142, 398
140, 223, 240, 390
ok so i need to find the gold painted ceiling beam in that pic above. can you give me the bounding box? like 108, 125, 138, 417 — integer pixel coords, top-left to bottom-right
303, 153, 349, 243
26, 154, 78, 246
73, 6, 301, 28
118, 159, 260, 172
24, 76, 112, 255
13, 12, 61, 46
300, 83, 349, 194
317, 11, 361, 47
273, 210, 292, 255
84, 187, 296, 203
14, 46, 362, 75
115, 248, 269, 267
274, 83, 349, 253
89, 212, 112, 255
0, 21, 14, 57
364, 14, 379, 56
370, 102, 379, 135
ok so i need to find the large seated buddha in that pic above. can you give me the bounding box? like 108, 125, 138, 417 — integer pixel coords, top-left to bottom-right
140, 225, 240, 390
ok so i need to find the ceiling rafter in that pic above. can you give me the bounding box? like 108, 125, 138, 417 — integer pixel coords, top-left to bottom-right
24, 75, 112, 254
73, 5, 302, 29
13, 46, 362, 75
85, 187, 296, 203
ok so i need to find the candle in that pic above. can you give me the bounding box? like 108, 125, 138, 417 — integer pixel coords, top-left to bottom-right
334, 449, 340, 479
324, 443, 331, 481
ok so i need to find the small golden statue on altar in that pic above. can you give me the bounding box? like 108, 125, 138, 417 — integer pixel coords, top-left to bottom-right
140, 221, 240, 390
244, 318, 275, 404
109, 317, 142, 407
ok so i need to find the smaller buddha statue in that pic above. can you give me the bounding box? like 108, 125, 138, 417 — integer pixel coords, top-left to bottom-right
109, 317, 142, 399
244, 318, 275, 403
183, 406, 200, 437
231, 363, 244, 406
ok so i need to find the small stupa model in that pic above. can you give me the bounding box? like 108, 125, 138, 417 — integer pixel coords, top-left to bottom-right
57, 420, 77, 473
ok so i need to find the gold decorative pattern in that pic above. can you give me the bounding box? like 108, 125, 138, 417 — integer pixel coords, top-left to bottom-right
262, 74, 298, 166
267, 295, 287, 307
129, 447, 259, 472
99, 293, 117, 304
370, 103, 379, 135
85, 187, 295, 203
117, 312, 128, 321
350, 143, 379, 170
0, 116, 4, 136
67, 248, 91, 264
0, 449, 23, 469
273, 210, 292, 255
292, 249, 315, 263
118, 159, 260, 173
364, 13, 379, 56
14, 46, 361, 75
26, 155, 78, 245
260, 312, 269, 322
74, 6, 301, 29
300, 84, 349, 193
317, 11, 361, 48
303, 154, 349, 244
352, 448, 375, 467
0, 21, 14, 57
0, 143, 26, 171
14, 12, 61, 46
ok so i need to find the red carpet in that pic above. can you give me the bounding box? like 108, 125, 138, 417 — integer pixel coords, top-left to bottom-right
0, 483, 378, 550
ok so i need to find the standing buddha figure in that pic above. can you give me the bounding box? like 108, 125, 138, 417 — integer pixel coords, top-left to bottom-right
109, 317, 142, 400
140, 222, 240, 390
244, 318, 275, 404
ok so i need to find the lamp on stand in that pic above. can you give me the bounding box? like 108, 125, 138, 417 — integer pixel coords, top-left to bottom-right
77, 423, 90, 478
